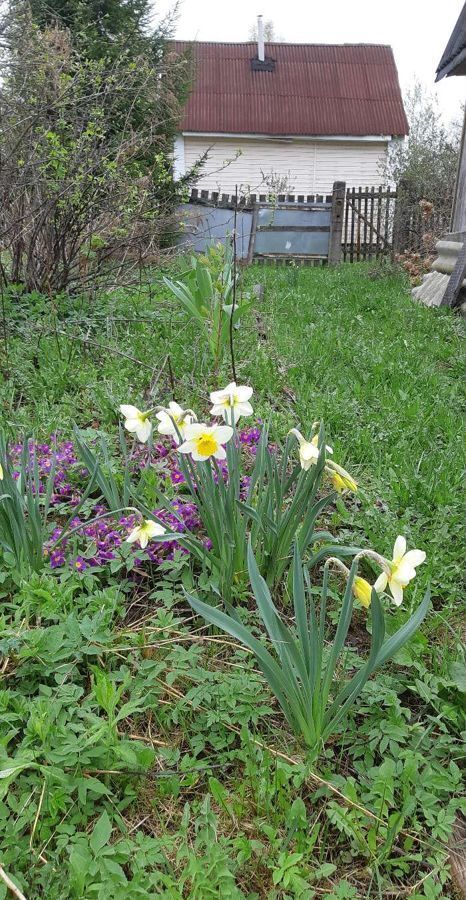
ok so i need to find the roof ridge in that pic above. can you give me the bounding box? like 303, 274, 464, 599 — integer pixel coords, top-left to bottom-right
170, 39, 394, 49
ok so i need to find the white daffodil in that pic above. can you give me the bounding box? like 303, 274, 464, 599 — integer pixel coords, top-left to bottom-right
178, 422, 233, 461
120, 404, 152, 443
374, 536, 426, 607
210, 382, 253, 425
289, 429, 333, 471
126, 519, 166, 549
156, 401, 194, 445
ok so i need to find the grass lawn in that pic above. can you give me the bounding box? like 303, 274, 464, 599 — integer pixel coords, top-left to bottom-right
0, 262, 465, 898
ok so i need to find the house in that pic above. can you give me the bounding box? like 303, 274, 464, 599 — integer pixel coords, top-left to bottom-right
170, 26, 408, 197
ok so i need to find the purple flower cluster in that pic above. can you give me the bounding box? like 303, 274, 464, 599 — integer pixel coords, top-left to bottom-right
9, 438, 80, 506
8, 426, 262, 575
47, 500, 200, 571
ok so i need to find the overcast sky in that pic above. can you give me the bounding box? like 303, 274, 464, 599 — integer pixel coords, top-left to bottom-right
158, 0, 465, 124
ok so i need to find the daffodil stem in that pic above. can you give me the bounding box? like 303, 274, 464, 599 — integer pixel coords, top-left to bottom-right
325, 557, 351, 577
354, 549, 391, 574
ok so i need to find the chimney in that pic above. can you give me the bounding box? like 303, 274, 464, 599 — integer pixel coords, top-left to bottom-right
257, 15, 265, 62
250, 14, 275, 71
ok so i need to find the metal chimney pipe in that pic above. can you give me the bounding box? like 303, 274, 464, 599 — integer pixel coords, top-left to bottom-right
257, 15, 265, 62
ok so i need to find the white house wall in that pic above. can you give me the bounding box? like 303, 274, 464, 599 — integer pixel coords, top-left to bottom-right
182, 136, 389, 195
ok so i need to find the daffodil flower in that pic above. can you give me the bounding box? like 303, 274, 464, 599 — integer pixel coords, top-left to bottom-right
327, 557, 373, 610
178, 423, 233, 461
210, 382, 253, 425
126, 519, 166, 549
156, 402, 195, 445
120, 404, 152, 443
326, 460, 358, 493
0, 463, 3, 480
289, 429, 333, 471
374, 536, 426, 607
353, 576, 373, 608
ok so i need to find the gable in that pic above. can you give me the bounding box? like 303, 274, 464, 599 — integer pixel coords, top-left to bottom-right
170, 41, 409, 138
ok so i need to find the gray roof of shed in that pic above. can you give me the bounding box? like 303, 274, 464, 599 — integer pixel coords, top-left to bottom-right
435, 2, 466, 79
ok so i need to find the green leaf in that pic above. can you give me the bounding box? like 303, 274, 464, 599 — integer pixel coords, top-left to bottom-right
90, 810, 112, 854
449, 660, 466, 693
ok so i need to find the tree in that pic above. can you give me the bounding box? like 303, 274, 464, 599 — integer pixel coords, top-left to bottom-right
9, 0, 172, 60
385, 80, 462, 222
248, 19, 282, 42
0, 10, 201, 292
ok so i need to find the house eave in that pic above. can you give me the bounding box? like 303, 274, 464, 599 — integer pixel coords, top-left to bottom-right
181, 131, 394, 143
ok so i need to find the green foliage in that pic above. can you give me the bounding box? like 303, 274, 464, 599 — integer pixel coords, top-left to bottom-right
0, 431, 56, 572
163, 246, 251, 379
0, 430, 98, 573
0, 10, 194, 293
22, 0, 161, 61
0, 263, 464, 897
187, 541, 431, 756
385, 79, 462, 218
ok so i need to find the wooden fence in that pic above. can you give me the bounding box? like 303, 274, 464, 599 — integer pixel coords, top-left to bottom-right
343, 186, 397, 261
182, 182, 451, 264
182, 182, 345, 265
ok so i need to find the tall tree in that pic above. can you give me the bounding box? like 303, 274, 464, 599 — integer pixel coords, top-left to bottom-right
13, 0, 171, 60
385, 80, 462, 220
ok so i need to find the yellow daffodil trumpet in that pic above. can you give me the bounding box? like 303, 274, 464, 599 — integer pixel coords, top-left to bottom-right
353, 576, 373, 608
325, 460, 358, 493
325, 556, 374, 609
178, 422, 233, 461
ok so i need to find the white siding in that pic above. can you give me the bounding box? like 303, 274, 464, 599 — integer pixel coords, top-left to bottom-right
183, 136, 388, 195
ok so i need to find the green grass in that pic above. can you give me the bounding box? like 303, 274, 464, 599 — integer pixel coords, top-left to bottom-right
0, 262, 465, 898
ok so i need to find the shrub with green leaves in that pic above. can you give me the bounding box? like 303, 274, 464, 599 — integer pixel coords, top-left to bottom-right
163, 245, 251, 380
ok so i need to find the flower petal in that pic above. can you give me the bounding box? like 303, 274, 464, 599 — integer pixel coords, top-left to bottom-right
120, 404, 140, 418
182, 423, 206, 441
237, 400, 253, 416
389, 580, 404, 606
374, 572, 388, 593
394, 560, 416, 585
300, 443, 319, 461
136, 420, 152, 443
126, 527, 140, 543
178, 440, 194, 454
235, 385, 253, 402
213, 425, 234, 444
213, 446, 227, 460
402, 549, 426, 568
393, 535, 406, 562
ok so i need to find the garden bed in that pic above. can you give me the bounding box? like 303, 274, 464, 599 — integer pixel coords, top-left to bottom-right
0, 263, 464, 899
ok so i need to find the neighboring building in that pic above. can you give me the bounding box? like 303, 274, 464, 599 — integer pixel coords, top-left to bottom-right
413, 1, 466, 307
435, 0, 466, 233
170, 32, 408, 196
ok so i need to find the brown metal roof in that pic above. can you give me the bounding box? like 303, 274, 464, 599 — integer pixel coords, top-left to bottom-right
170, 41, 408, 137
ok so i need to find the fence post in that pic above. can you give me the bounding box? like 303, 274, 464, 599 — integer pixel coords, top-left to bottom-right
393, 178, 412, 253
328, 181, 345, 265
